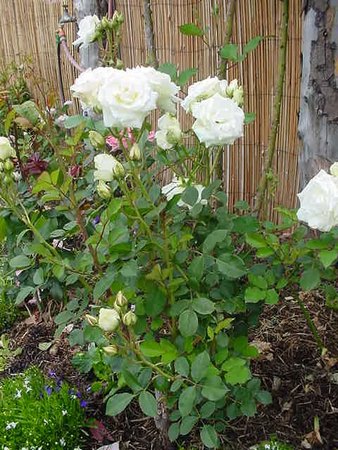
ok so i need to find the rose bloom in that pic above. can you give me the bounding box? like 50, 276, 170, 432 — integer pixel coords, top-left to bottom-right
73, 14, 100, 47
70, 67, 117, 110
0, 137, 16, 160
181, 76, 228, 113
162, 177, 207, 209
297, 169, 338, 232
128, 66, 180, 114
191, 94, 244, 147
155, 114, 182, 149
98, 308, 120, 332
330, 162, 338, 178
94, 153, 119, 182
98, 70, 158, 128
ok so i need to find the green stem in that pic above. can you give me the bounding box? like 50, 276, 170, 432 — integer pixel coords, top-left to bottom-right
218, 0, 236, 80
209, 146, 224, 181
296, 295, 325, 353
254, 0, 289, 216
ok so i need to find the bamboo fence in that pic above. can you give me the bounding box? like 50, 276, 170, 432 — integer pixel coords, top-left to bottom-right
0, 0, 302, 218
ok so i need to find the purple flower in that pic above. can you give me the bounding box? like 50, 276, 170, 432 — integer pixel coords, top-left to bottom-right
76, 391, 82, 399
80, 400, 87, 408
45, 386, 53, 396
48, 370, 57, 378
92, 216, 100, 226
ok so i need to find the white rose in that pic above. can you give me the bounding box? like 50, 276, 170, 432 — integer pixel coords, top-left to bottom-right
94, 154, 119, 182
73, 15, 100, 47
98, 308, 120, 332
191, 94, 244, 147
155, 114, 182, 149
162, 177, 207, 209
70, 67, 117, 109
128, 66, 180, 114
297, 170, 338, 232
97, 70, 158, 128
0, 137, 16, 160
181, 76, 222, 113
330, 162, 338, 178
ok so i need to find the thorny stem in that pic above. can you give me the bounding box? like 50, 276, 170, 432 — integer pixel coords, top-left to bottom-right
254, 0, 289, 216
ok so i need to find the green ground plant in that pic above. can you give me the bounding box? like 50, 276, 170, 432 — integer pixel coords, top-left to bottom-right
0, 367, 86, 450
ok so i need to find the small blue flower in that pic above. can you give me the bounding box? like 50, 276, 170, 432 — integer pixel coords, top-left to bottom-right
80, 400, 87, 408
92, 215, 100, 226
44, 386, 53, 396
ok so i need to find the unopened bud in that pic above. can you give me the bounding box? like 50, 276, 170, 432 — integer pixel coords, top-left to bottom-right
166, 127, 182, 145
232, 86, 244, 107
89, 131, 105, 149
226, 79, 239, 97
112, 10, 124, 27
113, 161, 125, 178
129, 143, 141, 161
123, 311, 137, 327
101, 16, 112, 30
4, 159, 14, 172
102, 345, 118, 356
115, 291, 128, 308
97, 180, 111, 199
85, 314, 98, 326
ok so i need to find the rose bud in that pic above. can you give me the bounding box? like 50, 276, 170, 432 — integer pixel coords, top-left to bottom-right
98, 308, 120, 332
123, 311, 137, 327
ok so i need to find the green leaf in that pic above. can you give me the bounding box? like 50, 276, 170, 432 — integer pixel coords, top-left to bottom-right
244, 112, 256, 125
121, 260, 138, 278
54, 310, 73, 325
224, 365, 251, 385
265, 288, 279, 305
139, 391, 157, 417
122, 370, 143, 393
245, 233, 267, 248
13, 100, 41, 125
200, 401, 216, 418
33, 268, 44, 285
216, 254, 246, 279
256, 390, 272, 405
140, 340, 164, 357
9, 254, 31, 269
170, 379, 183, 392
175, 356, 190, 377
319, 249, 338, 268
179, 386, 196, 417
203, 230, 228, 253
15, 286, 35, 305
188, 256, 204, 281
200, 425, 220, 448
178, 309, 198, 337
64, 115, 86, 129
300, 268, 321, 291
201, 376, 229, 401
168, 422, 180, 442
106, 393, 134, 416
240, 399, 257, 417
158, 63, 177, 80
180, 415, 199, 435
192, 297, 215, 315
219, 43, 238, 61
243, 36, 263, 55
244, 286, 266, 303
93, 274, 114, 301
182, 186, 199, 206
179, 23, 204, 37
177, 68, 198, 86
191, 351, 210, 382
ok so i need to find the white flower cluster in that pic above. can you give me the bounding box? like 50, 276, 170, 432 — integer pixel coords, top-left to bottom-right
181, 76, 244, 148
71, 66, 180, 129
297, 163, 338, 232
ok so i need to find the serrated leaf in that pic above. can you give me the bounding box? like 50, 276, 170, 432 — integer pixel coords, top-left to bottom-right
179, 23, 204, 37
216, 254, 246, 279
33, 268, 44, 285
175, 356, 190, 377
158, 62, 177, 80
140, 340, 164, 357
179, 386, 196, 417
203, 229, 228, 253
243, 36, 264, 55
188, 256, 204, 281
93, 274, 114, 301
201, 376, 229, 401
319, 249, 338, 268
256, 390, 272, 405
180, 415, 199, 435
15, 286, 35, 305
244, 286, 266, 303
106, 393, 134, 416
139, 391, 157, 417
191, 351, 210, 382
200, 425, 220, 448
168, 422, 180, 442
192, 297, 215, 315
177, 68, 198, 86
300, 268, 321, 291
200, 401, 216, 418
178, 309, 198, 337
181, 186, 199, 206
219, 43, 238, 61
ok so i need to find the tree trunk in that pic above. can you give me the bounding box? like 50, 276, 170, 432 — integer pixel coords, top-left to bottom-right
298, 0, 338, 189
74, 0, 105, 69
